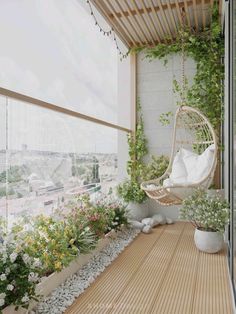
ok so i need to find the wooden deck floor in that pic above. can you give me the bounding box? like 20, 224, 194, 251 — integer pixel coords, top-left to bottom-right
65, 222, 233, 314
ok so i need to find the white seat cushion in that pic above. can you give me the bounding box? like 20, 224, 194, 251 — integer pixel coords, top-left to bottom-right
181, 144, 215, 183
163, 144, 215, 199
169, 150, 188, 184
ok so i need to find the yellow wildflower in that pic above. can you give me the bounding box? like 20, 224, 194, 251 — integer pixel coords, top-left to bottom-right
54, 261, 62, 271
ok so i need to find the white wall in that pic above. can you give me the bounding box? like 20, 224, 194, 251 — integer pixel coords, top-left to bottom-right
137, 52, 196, 219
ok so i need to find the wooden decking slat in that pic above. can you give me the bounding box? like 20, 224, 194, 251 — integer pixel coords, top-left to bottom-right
66, 225, 166, 314
107, 223, 185, 313
65, 222, 233, 314
150, 223, 199, 314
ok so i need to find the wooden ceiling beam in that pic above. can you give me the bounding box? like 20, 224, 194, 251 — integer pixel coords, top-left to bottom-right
122, 0, 152, 45
107, 0, 211, 19
140, 0, 161, 43
157, 0, 173, 41
183, 0, 191, 28
131, 0, 156, 45
174, 0, 184, 27
201, 0, 206, 29
166, 1, 178, 35
150, 0, 167, 43
90, 0, 220, 48
209, 0, 214, 25
106, 0, 138, 46
114, 0, 144, 45
90, 0, 131, 47
192, 0, 199, 30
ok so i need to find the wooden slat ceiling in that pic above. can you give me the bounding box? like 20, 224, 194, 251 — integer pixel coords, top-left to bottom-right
90, 0, 220, 47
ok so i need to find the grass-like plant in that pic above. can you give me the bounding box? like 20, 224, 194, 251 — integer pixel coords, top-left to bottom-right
0, 194, 130, 310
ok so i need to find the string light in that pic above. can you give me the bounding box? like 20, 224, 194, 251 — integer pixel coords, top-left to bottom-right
86, 0, 129, 60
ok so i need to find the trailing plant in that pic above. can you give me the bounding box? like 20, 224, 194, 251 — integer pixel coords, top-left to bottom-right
135, 6, 224, 136
0, 235, 42, 312
141, 155, 169, 181
127, 101, 148, 182
117, 100, 148, 203
180, 189, 229, 233
117, 179, 146, 204
117, 101, 169, 203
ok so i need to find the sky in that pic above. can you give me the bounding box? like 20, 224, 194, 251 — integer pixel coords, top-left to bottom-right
0, 0, 126, 153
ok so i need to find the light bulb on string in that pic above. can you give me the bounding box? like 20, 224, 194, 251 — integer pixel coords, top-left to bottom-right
86, 0, 129, 60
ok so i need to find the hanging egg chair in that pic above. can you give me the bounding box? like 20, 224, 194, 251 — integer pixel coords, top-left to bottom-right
140, 7, 219, 206
141, 106, 218, 206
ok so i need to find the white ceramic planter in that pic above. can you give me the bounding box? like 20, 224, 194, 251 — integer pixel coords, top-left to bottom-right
194, 228, 223, 253
127, 202, 149, 220
2, 236, 111, 314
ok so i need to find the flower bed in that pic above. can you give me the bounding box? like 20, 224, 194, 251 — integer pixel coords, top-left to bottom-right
35, 228, 139, 314
36, 236, 110, 298
2, 236, 111, 314
0, 195, 129, 313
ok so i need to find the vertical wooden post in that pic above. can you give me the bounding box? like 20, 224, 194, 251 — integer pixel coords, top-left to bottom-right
130, 52, 137, 181
130, 52, 137, 133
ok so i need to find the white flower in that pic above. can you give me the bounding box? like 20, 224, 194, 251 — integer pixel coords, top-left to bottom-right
0, 245, 6, 254
33, 258, 42, 268
22, 253, 31, 265
2, 253, 7, 264
0, 274, 6, 281
0, 298, 5, 306
21, 293, 29, 303
49, 225, 55, 231
28, 272, 39, 283
0, 293, 6, 299
6, 284, 14, 291
9, 252, 17, 263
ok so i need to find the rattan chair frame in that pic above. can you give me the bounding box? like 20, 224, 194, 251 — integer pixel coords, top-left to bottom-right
141, 106, 218, 206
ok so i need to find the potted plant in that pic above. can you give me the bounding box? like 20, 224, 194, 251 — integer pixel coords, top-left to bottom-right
117, 101, 168, 220
180, 189, 229, 253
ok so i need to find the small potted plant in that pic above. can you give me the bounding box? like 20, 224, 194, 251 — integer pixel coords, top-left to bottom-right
180, 189, 229, 253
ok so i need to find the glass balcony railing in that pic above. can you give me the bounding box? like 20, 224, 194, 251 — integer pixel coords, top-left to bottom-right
0, 91, 130, 228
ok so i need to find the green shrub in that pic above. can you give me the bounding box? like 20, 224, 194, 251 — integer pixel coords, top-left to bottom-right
180, 189, 229, 233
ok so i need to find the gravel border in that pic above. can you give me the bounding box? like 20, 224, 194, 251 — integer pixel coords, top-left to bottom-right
32, 228, 140, 314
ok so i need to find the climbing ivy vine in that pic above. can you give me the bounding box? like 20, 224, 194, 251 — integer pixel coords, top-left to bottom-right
133, 7, 224, 138
117, 101, 169, 204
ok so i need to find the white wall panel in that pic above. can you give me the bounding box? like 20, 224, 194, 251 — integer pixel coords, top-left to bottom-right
137, 52, 196, 219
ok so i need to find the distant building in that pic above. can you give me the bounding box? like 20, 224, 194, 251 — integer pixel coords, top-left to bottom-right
22, 144, 28, 151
